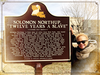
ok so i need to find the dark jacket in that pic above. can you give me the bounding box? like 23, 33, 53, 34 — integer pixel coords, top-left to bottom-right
71, 34, 77, 65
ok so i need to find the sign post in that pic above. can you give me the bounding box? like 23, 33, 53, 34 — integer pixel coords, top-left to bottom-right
25, 63, 42, 75
4, 2, 71, 74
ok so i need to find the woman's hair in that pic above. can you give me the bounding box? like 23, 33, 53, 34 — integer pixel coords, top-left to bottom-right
76, 33, 88, 41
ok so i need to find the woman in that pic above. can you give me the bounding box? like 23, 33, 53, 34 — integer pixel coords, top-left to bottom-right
71, 27, 96, 63
71, 27, 97, 73
72, 33, 97, 72
75, 33, 96, 60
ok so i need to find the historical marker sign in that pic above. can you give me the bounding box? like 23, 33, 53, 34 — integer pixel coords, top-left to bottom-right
4, 2, 71, 63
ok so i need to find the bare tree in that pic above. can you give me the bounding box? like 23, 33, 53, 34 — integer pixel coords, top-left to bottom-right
62, 1, 97, 34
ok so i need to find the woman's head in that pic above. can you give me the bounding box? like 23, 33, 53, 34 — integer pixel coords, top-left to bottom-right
76, 33, 89, 49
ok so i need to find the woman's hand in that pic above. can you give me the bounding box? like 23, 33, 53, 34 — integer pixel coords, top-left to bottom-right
70, 27, 73, 35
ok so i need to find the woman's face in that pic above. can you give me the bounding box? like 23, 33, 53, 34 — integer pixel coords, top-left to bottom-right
77, 36, 88, 49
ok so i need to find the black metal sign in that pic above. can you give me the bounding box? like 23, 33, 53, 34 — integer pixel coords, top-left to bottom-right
4, 2, 71, 63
